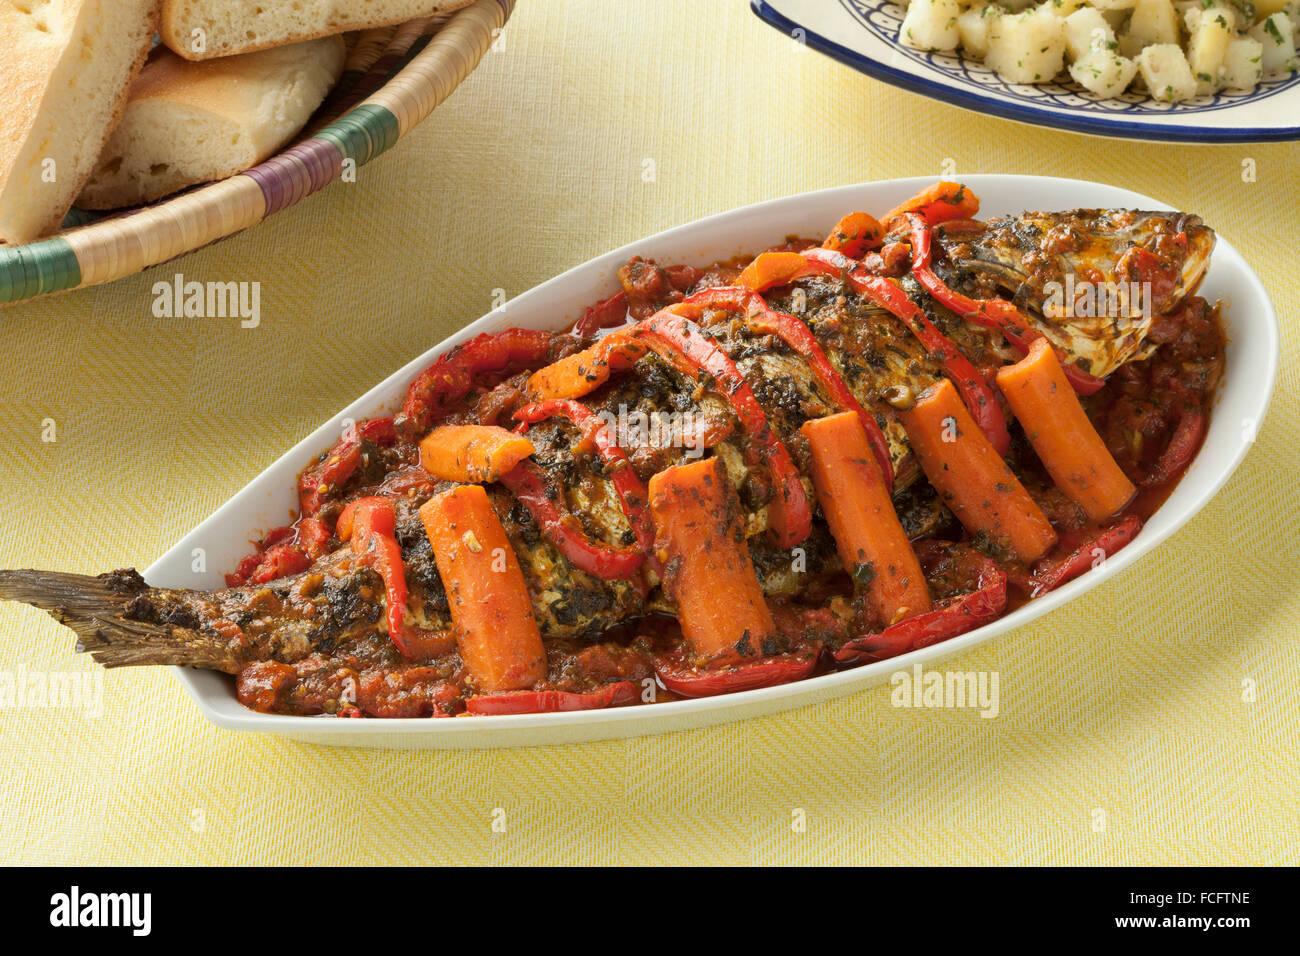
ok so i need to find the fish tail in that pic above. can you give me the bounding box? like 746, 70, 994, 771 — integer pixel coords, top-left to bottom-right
0, 569, 242, 673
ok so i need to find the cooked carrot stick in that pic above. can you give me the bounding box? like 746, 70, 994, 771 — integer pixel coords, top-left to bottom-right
881, 181, 979, 228
736, 251, 807, 292
823, 211, 884, 258
995, 337, 1136, 522
801, 412, 930, 625
648, 457, 775, 660
900, 378, 1058, 562
419, 485, 546, 692
418, 424, 535, 483
526, 332, 647, 401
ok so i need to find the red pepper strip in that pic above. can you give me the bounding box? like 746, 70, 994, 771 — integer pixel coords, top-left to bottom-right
228, 516, 335, 587
395, 328, 557, 439
801, 247, 1012, 457
247, 542, 312, 585
1029, 515, 1142, 598
226, 551, 264, 588
465, 681, 638, 715
680, 286, 896, 492
834, 560, 1007, 665
1141, 404, 1205, 488
346, 497, 451, 658
298, 417, 398, 517
573, 290, 629, 337
882, 181, 981, 229
654, 645, 820, 698
905, 215, 1106, 396
498, 460, 646, 579
513, 400, 654, 553
357, 417, 397, 444
629, 308, 814, 548
227, 526, 293, 586
261, 526, 298, 548
289, 516, 332, 562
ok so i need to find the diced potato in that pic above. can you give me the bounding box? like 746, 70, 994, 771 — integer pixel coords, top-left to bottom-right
921, 0, 1291, 101
1064, 7, 1116, 60
1137, 43, 1199, 99
1221, 35, 1264, 88
900, 0, 963, 51
1187, 11, 1234, 92
1249, 12, 1299, 70
1184, 3, 1239, 32
958, 3, 999, 58
1118, 0, 1180, 59
1175, 0, 1238, 21
1069, 46, 1140, 93
1128, 0, 1181, 45
986, 5, 1068, 83
1118, 0, 1182, 60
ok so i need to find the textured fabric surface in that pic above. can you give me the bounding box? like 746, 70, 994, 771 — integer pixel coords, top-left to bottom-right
0, 0, 1296, 866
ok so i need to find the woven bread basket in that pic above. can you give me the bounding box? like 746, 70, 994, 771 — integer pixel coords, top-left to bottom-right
0, 0, 512, 306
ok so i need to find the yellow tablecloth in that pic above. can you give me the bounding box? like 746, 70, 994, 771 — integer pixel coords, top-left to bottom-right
1, 0, 1296, 866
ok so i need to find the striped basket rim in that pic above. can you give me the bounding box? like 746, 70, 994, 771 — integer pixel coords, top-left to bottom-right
0, 0, 512, 306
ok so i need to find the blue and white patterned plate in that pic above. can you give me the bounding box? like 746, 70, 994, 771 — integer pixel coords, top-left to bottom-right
752, 0, 1300, 142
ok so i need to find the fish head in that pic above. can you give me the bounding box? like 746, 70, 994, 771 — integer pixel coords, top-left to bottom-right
936, 209, 1215, 378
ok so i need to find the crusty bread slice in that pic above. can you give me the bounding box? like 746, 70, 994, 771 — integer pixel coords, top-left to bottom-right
161, 0, 475, 60
0, 0, 160, 243
79, 36, 346, 209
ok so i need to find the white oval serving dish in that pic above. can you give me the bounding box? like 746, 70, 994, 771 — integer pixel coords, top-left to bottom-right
151, 175, 1278, 749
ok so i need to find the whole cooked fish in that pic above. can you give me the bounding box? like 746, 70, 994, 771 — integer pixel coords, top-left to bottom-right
0, 203, 1218, 717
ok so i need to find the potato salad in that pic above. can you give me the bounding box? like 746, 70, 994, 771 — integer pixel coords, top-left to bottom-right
899, 0, 1299, 101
